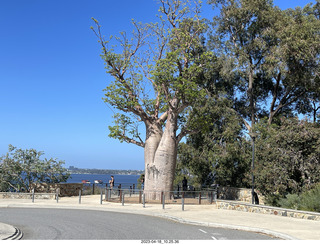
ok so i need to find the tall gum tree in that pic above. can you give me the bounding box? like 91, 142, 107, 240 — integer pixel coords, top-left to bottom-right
209, 0, 320, 134
209, 0, 278, 135
92, 0, 211, 199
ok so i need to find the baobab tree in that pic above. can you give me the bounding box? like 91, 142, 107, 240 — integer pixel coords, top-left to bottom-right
92, 0, 213, 198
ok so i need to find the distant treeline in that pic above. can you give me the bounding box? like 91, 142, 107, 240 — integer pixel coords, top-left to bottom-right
67, 166, 144, 175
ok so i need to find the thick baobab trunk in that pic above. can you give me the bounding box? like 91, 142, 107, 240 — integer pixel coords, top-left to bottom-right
144, 112, 178, 200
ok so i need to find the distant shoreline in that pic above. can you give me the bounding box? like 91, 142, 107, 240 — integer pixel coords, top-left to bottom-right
67, 167, 144, 176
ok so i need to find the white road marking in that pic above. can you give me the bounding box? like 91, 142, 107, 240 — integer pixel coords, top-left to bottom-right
218, 237, 228, 240
199, 229, 207, 234
211, 236, 218, 240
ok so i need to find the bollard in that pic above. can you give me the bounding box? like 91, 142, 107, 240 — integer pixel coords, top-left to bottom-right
122, 192, 124, 206
56, 192, 59, 203
100, 190, 103, 204
119, 190, 122, 203
32, 189, 35, 203
182, 197, 184, 211
143, 193, 145, 208
199, 192, 201, 205
162, 192, 165, 209
92, 183, 95, 195
133, 184, 135, 194
105, 188, 107, 201
130, 186, 132, 197
79, 190, 81, 204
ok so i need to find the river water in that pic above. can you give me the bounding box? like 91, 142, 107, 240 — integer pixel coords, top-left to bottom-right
67, 173, 141, 188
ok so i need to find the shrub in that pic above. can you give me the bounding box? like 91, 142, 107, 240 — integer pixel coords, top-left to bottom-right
278, 194, 300, 210
278, 184, 320, 212
299, 184, 320, 212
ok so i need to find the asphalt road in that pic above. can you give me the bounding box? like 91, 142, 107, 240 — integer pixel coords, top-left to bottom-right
0, 208, 278, 240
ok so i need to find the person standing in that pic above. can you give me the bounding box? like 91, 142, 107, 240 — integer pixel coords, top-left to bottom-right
109, 175, 115, 191
141, 174, 145, 190
182, 177, 188, 192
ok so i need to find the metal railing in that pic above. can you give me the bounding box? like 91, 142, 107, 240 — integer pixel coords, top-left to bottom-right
103, 188, 218, 206
81, 182, 138, 195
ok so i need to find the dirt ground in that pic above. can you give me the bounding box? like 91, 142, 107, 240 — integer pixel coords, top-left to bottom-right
105, 194, 215, 205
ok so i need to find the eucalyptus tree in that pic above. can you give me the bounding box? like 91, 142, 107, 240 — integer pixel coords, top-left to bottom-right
265, 3, 320, 124
177, 97, 251, 188
208, 0, 320, 131
208, 0, 278, 133
92, 0, 213, 198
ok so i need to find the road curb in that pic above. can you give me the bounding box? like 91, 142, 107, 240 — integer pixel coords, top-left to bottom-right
0, 223, 23, 240
153, 214, 297, 240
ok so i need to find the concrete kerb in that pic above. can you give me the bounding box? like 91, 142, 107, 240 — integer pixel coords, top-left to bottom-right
0, 222, 23, 240
151, 214, 297, 240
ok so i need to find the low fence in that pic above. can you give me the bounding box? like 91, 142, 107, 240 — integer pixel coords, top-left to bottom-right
103, 188, 217, 206
82, 182, 138, 195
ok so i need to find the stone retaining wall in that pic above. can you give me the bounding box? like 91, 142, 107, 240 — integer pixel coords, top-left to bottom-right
0, 192, 55, 200
216, 200, 320, 221
32, 183, 83, 197
1, 183, 83, 198
217, 186, 265, 205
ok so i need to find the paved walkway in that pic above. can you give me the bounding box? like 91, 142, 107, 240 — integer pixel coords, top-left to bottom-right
0, 195, 319, 240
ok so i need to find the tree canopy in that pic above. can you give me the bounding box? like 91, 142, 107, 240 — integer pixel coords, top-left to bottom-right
0, 145, 70, 192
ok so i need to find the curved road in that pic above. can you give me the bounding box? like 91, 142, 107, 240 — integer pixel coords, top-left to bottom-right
0, 208, 277, 240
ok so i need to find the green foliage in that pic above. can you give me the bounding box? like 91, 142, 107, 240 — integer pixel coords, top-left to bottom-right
208, 0, 320, 126
0, 145, 70, 192
254, 118, 320, 202
299, 183, 320, 212
177, 96, 251, 188
278, 183, 320, 212
277, 194, 300, 209
92, 0, 212, 150
137, 173, 145, 189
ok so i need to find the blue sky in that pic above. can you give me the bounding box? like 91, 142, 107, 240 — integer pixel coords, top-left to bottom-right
0, 0, 315, 170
